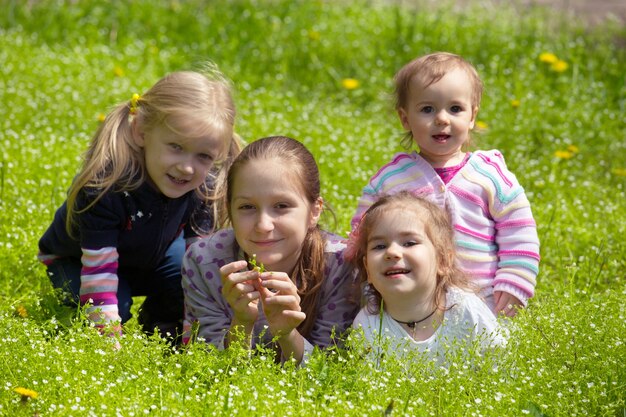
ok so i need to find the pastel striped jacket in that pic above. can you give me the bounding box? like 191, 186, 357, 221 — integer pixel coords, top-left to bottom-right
351, 150, 540, 305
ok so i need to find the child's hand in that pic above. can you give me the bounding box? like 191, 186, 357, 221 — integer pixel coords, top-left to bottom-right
95, 323, 122, 351
257, 271, 306, 337
220, 260, 262, 325
493, 291, 523, 317
111, 338, 122, 351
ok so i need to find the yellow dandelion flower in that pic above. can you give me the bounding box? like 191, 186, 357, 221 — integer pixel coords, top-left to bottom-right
15, 305, 28, 318
341, 78, 360, 90
97, 113, 106, 123
539, 52, 558, 64
551, 60, 568, 73
475, 120, 488, 130
113, 65, 125, 77
611, 168, 626, 177
554, 150, 574, 159
14, 387, 38, 400
510, 99, 521, 108
550, 59, 568, 72
566, 145, 579, 153
308, 30, 320, 41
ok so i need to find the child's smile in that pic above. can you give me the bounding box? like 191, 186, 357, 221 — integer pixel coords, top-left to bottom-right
432, 134, 451, 143
384, 267, 411, 278
167, 174, 190, 185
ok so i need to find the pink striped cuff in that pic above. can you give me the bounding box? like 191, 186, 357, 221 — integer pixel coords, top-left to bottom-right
498, 250, 541, 260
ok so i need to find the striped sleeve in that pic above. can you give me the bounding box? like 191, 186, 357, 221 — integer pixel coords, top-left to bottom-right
477, 152, 540, 304
79, 246, 122, 327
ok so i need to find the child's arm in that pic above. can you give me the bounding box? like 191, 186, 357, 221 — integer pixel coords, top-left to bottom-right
484, 152, 540, 311
79, 246, 122, 332
75, 191, 126, 333
492, 198, 539, 310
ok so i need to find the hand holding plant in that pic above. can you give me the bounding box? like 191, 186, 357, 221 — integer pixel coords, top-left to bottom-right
219, 260, 262, 326
257, 270, 306, 339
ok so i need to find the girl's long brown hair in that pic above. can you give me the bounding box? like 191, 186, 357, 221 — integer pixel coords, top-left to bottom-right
224, 136, 329, 339
65, 69, 241, 236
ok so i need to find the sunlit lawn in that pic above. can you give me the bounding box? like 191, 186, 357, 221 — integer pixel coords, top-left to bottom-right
1, 0, 625, 415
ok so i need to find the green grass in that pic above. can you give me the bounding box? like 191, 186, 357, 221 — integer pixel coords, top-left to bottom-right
1, 0, 625, 415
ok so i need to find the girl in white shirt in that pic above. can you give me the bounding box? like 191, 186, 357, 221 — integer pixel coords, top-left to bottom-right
347, 191, 506, 361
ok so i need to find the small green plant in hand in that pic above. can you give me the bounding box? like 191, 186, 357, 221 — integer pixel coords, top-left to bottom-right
248, 254, 266, 273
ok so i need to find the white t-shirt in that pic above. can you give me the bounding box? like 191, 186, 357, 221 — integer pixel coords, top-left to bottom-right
351, 287, 507, 362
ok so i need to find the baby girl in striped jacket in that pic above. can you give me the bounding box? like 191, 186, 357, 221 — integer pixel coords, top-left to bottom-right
351, 52, 540, 317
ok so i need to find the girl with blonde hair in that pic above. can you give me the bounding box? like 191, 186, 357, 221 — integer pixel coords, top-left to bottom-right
39, 69, 241, 342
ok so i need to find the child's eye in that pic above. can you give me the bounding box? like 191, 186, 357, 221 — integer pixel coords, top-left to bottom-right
450, 105, 463, 113
420, 106, 434, 114
169, 143, 183, 151
403, 240, 418, 247
370, 243, 387, 251
275, 202, 291, 209
197, 153, 214, 163
238, 204, 255, 210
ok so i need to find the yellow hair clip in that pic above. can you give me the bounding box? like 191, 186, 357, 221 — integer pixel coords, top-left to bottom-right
129, 93, 141, 115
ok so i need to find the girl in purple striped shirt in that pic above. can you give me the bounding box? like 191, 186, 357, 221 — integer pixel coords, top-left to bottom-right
38, 69, 241, 341
352, 52, 540, 316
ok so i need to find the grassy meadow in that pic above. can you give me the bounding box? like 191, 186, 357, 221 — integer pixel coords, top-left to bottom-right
1, 0, 625, 415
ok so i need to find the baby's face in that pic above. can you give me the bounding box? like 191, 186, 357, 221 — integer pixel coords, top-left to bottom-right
398, 68, 477, 168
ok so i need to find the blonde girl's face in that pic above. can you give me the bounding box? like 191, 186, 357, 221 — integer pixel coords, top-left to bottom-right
230, 157, 322, 274
133, 123, 221, 198
364, 207, 438, 305
398, 67, 477, 168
